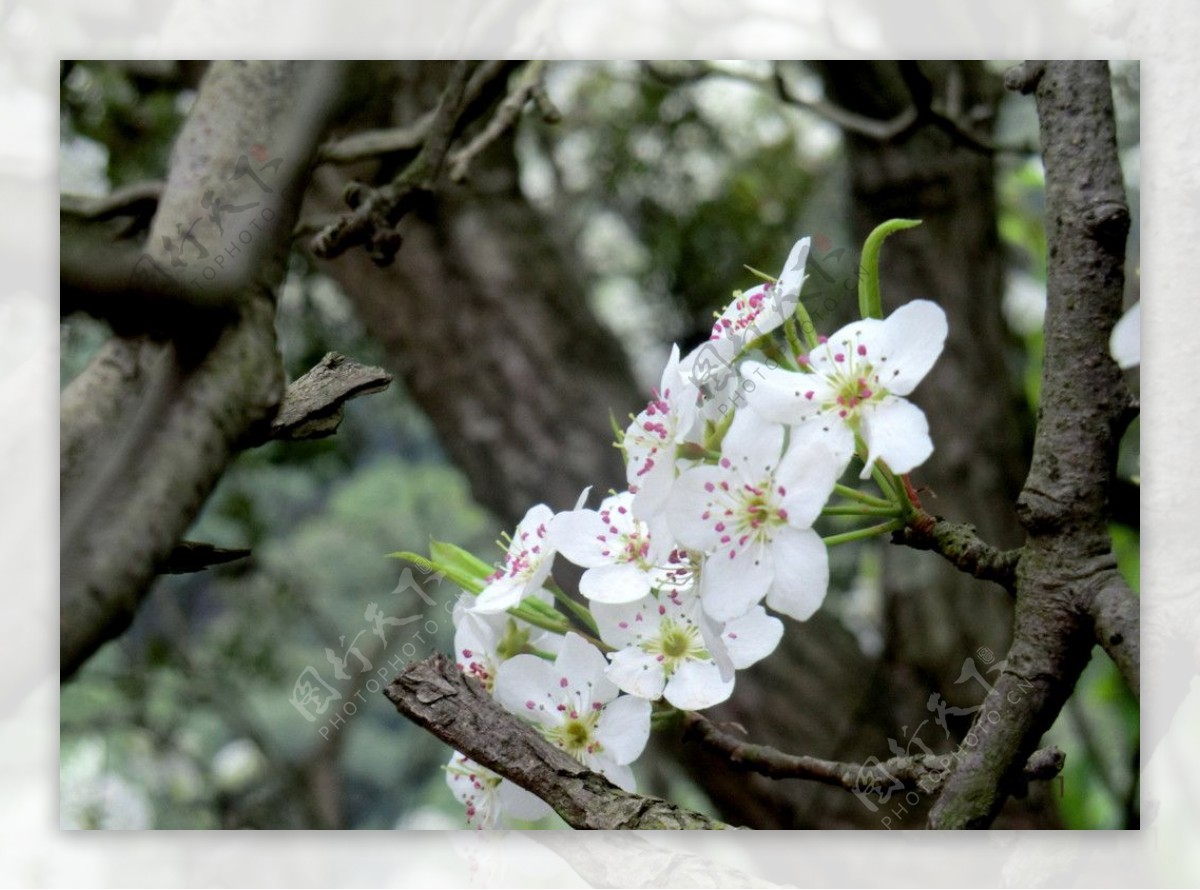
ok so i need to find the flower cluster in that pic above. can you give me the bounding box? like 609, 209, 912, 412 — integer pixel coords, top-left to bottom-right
425, 229, 948, 827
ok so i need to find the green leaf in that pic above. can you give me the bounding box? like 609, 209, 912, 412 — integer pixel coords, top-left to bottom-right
386, 547, 488, 594
429, 540, 495, 581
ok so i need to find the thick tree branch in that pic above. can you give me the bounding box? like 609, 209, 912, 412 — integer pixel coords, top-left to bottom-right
384, 654, 732, 829
60, 62, 345, 681
928, 62, 1134, 829
893, 510, 1021, 593
682, 713, 1063, 799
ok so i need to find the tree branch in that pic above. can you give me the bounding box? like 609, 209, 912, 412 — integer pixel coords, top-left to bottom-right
928, 61, 1134, 829
1088, 569, 1140, 696
383, 653, 733, 829
161, 540, 251, 574
682, 713, 1063, 799
60, 62, 345, 681
316, 110, 435, 165
254, 351, 392, 443
447, 61, 560, 182
893, 509, 1021, 593
310, 61, 475, 266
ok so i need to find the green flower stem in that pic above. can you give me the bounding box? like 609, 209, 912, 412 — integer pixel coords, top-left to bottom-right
858, 218, 922, 320
783, 317, 806, 361
884, 465, 915, 516
821, 504, 905, 518
651, 703, 684, 731
705, 407, 736, 452
870, 462, 898, 502
822, 519, 904, 547
792, 298, 820, 350
508, 602, 571, 636
762, 337, 799, 372
545, 579, 600, 635
833, 483, 894, 509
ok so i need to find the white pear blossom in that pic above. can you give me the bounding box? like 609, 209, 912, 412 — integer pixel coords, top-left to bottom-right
472, 489, 589, 614
623, 345, 702, 518
550, 490, 688, 604
493, 632, 651, 791
709, 235, 811, 361
453, 594, 562, 693
742, 299, 948, 479
445, 752, 551, 829
592, 587, 783, 710
667, 409, 840, 623
680, 236, 811, 419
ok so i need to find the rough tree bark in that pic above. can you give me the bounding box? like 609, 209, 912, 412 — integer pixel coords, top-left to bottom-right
927, 60, 1136, 829
59, 62, 368, 680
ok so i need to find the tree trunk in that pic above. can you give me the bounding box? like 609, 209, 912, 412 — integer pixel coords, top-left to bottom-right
304, 63, 642, 524
60, 62, 340, 679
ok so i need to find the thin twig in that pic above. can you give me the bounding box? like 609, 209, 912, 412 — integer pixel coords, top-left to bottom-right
682, 712, 1063, 799
893, 509, 1021, 593
448, 61, 561, 182
310, 61, 475, 265
316, 109, 435, 165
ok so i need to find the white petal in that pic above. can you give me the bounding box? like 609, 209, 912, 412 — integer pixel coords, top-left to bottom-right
556, 632, 617, 701
454, 612, 498, 675
549, 509, 611, 568
663, 659, 734, 710
497, 780, 553, 822
741, 361, 831, 425
513, 503, 555, 539
593, 759, 636, 792
776, 236, 811, 299
658, 343, 701, 438
1110, 302, 1140, 369
628, 444, 678, 519
665, 465, 728, 551
591, 597, 652, 648
720, 407, 785, 482
860, 396, 933, 477
764, 527, 829, 621
872, 299, 948, 396
698, 608, 735, 681
721, 605, 784, 668
581, 562, 653, 605
605, 648, 668, 701
774, 432, 842, 527
471, 576, 525, 614
700, 540, 773, 622
493, 654, 561, 728
809, 317, 887, 376
595, 693, 651, 765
